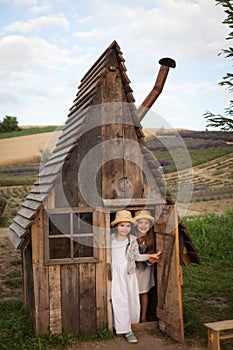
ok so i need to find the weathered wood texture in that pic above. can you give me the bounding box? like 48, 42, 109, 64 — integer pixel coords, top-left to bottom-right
155, 205, 184, 343
204, 320, 233, 350
101, 68, 144, 199
95, 210, 108, 330
61, 264, 80, 334
62, 123, 102, 209
105, 211, 113, 331
22, 238, 35, 327
79, 263, 96, 335
60, 262, 96, 335
49, 265, 62, 333
31, 209, 50, 335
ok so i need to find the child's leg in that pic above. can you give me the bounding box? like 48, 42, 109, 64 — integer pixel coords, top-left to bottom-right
140, 292, 148, 322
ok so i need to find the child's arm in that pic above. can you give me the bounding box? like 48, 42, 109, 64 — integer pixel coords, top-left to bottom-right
148, 250, 163, 263
129, 239, 159, 262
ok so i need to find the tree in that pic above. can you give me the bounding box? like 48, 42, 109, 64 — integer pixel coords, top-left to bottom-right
204, 0, 233, 131
0, 115, 20, 133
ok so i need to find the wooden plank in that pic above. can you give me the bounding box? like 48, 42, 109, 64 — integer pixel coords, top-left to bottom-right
22, 241, 35, 328
207, 329, 220, 350
18, 206, 38, 219
23, 193, 46, 202
14, 215, 33, 229
23, 199, 42, 211
47, 207, 94, 214
94, 210, 107, 330
31, 209, 49, 335
156, 307, 180, 328
61, 264, 80, 334
9, 220, 26, 237
101, 69, 124, 199
155, 205, 184, 343
49, 265, 62, 334
204, 320, 233, 331
122, 102, 144, 198
105, 212, 113, 331
103, 198, 164, 208
79, 263, 96, 335
142, 159, 166, 202
43, 188, 55, 210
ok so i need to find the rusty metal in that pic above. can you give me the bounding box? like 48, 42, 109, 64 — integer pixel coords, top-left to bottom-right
137, 57, 176, 122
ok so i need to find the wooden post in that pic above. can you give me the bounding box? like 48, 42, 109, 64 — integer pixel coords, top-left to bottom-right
95, 209, 108, 330
31, 209, 49, 335
155, 205, 184, 343
208, 329, 220, 350
105, 211, 113, 331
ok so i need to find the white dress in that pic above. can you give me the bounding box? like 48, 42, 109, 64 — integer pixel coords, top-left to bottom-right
111, 237, 140, 334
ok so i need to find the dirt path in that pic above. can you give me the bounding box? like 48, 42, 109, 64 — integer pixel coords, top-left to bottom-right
65, 325, 206, 350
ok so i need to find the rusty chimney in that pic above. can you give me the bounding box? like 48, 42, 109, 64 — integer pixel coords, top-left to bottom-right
137, 57, 176, 122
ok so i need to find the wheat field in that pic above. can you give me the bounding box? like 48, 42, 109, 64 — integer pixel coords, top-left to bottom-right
0, 131, 61, 166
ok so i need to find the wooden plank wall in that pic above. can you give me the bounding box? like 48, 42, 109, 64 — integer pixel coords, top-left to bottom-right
155, 205, 184, 343
31, 209, 50, 335
49, 265, 62, 333
101, 68, 124, 199
22, 239, 35, 327
95, 210, 108, 330
61, 264, 80, 334
79, 264, 96, 334
101, 68, 145, 200
30, 198, 108, 336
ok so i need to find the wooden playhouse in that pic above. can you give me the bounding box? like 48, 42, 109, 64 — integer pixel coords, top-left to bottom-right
8, 41, 200, 343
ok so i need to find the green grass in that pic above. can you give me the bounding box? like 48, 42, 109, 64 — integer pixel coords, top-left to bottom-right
188, 147, 233, 167
0, 300, 113, 350
182, 210, 233, 349
153, 146, 233, 173
0, 175, 37, 187
0, 186, 31, 227
0, 126, 60, 139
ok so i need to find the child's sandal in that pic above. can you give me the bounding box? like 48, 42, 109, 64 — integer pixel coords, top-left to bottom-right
125, 331, 138, 343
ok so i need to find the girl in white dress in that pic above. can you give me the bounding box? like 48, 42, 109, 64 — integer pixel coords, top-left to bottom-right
111, 210, 162, 344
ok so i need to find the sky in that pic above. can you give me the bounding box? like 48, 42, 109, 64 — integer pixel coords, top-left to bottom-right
0, 0, 231, 131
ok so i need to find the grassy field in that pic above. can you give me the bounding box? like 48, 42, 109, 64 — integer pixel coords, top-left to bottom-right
182, 211, 233, 349
0, 211, 232, 349
0, 128, 233, 349
0, 126, 59, 139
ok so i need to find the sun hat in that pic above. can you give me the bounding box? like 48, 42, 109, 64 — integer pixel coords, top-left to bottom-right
111, 210, 133, 227
132, 210, 155, 224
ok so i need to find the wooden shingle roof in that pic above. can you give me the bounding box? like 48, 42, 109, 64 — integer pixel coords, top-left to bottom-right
7, 41, 137, 249
8, 40, 200, 265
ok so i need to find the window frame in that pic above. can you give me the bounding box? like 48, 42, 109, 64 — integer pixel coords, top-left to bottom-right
44, 207, 98, 265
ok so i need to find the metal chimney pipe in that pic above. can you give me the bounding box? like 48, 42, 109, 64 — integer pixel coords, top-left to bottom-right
137, 58, 176, 122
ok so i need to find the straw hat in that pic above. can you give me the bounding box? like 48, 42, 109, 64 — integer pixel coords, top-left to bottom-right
111, 210, 133, 227
132, 210, 155, 223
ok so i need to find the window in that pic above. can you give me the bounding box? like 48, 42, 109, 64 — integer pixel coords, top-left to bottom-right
45, 208, 96, 264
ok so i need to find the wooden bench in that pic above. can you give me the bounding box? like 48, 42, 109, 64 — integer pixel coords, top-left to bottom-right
204, 320, 233, 350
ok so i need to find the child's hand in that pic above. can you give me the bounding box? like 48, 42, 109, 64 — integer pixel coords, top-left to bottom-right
148, 250, 163, 263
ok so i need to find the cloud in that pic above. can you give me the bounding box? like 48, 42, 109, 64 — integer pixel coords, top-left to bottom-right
0, 35, 71, 71
11, 0, 37, 6
4, 15, 69, 34
73, 0, 228, 63
29, 5, 52, 16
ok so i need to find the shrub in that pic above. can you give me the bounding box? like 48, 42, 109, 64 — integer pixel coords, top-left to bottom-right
0, 116, 20, 133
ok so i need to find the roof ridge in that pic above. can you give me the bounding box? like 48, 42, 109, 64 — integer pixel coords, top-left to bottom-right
80, 40, 121, 84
